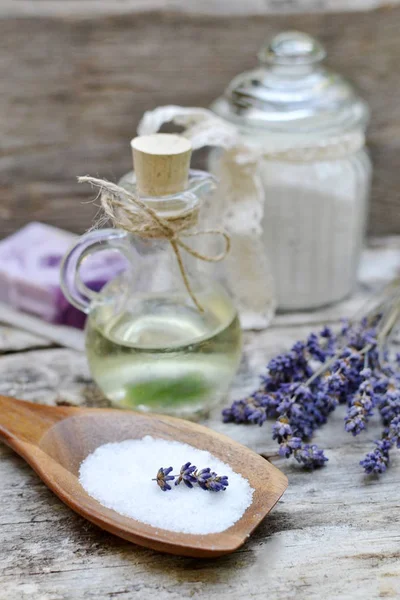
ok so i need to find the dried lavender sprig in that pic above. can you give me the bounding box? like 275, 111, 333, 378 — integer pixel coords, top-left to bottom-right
348, 301, 400, 473
153, 463, 229, 492
273, 416, 328, 468
359, 387, 400, 474
389, 414, 400, 447
295, 443, 328, 468
259, 324, 380, 466
267, 328, 369, 465
360, 440, 391, 474
223, 326, 343, 430
344, 368, 376, 436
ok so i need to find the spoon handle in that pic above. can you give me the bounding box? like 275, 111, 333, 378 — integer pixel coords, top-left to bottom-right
0, 396, 74, 448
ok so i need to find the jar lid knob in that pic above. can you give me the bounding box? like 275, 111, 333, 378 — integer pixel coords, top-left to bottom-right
258, 31, 326, 66
131, 134, 192, 196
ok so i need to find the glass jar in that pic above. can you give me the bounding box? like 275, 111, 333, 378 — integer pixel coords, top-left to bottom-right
211, 31, 372, 310
61, 136, 242, 419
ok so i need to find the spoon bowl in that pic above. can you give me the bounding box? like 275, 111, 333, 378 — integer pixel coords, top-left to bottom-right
0, 395, 288, 557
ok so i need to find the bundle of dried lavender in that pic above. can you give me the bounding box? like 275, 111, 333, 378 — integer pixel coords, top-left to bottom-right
222, 280, 400, 475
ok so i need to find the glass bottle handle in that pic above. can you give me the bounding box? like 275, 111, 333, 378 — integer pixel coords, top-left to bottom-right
60, 229, 129, 314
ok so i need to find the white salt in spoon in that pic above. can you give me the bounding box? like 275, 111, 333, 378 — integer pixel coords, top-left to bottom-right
0, 395, 288, 557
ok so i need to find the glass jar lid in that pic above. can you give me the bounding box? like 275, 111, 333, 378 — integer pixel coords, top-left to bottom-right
211, 31, 369, 135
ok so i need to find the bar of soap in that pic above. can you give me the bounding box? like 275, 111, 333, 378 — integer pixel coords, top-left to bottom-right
0, 222, 126, 329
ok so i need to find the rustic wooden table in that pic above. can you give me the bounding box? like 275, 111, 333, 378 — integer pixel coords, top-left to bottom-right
2, 1, 400, 239
1, 238, 400, 600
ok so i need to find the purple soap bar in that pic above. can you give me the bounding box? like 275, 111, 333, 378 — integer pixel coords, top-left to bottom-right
0, 222, 126, 329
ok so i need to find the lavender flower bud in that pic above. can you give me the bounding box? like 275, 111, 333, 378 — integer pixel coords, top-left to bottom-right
388, 415, 400, 448
345, 379, 375, 436
195, 468, 229, 492
294, 444, 328, 469
279, 436, 302, 458
360, 440, 390, 474
153, 466, 175, 492
174, 462, 197, 488
196, 467, 212, 490
272, 418, 293, 442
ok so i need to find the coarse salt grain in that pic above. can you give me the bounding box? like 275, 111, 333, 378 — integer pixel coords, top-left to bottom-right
79, 436, 254, 535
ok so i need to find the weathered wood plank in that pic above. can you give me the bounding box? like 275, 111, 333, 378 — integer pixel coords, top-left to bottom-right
0, 326, 50, 354
1, 238, 400, 599
0, 348, 106, 408
0, 304, 85, 352
1, 5, 400, 237
0, 0, 398, 17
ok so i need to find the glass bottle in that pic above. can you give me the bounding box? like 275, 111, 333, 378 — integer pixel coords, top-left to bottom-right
211, 31, 372, 310
61, 134, 242, 419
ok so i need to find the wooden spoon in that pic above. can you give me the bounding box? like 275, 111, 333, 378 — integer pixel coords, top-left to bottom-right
0, 395, 288, 558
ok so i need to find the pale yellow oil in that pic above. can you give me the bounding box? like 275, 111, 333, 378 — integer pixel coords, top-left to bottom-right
85, 288, 242, 418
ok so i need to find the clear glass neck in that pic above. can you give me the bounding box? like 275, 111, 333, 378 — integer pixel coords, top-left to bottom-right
118, 168, 216, 216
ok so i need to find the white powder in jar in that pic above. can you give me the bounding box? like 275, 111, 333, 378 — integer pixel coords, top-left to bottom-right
79, 435, 254, 535
258, 157, 370, 310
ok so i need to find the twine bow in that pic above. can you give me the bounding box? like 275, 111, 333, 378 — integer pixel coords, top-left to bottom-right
78, 176, 231, 311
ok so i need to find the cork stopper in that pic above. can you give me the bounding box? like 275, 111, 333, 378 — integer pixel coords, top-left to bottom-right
131, 134, 192, 196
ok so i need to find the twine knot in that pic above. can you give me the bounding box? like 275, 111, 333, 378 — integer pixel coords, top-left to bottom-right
78, 176, 230, 311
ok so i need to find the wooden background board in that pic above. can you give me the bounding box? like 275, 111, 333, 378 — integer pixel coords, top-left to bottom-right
1, 1, 400, 239
2, 1, 400, 17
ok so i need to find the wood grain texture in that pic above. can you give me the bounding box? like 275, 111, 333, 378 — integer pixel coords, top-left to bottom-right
0, 237, 400, 597
0, 325, 49, 354
1, 4, 400, 238
1, 1, 399, 18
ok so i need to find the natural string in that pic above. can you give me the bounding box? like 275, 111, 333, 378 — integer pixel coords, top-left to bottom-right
78, 176, 231, 312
